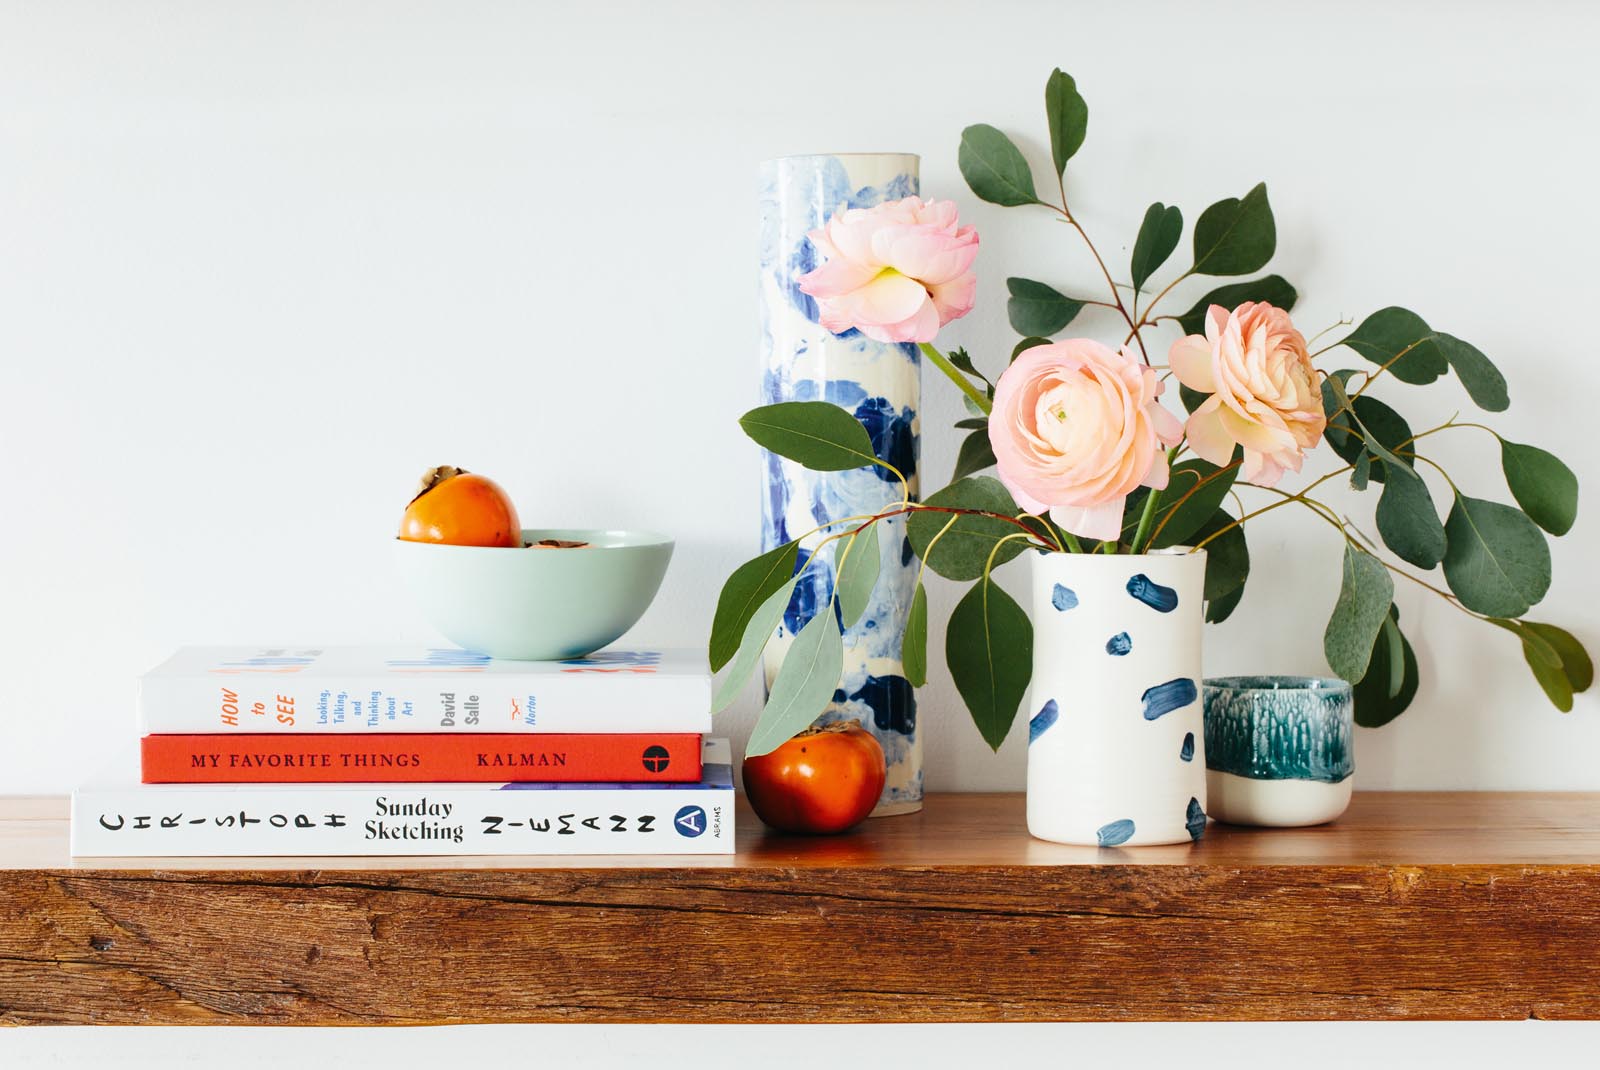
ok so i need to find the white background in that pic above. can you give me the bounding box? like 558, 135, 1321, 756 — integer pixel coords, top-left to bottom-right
2, 0, 1596, 1064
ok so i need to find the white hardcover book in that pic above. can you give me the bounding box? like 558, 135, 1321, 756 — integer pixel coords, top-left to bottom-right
71, 741, 735, 857
138, 646, 712, 735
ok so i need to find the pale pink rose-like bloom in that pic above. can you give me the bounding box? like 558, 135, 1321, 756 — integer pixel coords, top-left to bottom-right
988, 340, 1184, 541
1169, 302, 1327, 486
796, 196, 978, 344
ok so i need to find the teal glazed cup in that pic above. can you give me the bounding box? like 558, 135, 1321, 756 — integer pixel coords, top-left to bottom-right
1202, 675, 1354, 827
394, 529, 673, 660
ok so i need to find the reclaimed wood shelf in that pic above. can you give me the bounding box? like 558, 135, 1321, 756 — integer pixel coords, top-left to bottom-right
3, 791, 1599, 1025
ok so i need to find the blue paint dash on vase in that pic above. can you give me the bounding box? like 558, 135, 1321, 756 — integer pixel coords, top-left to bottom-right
1186, 797, 1207, 842
1105, 631, 1132, 656
1180, 732, 1195, 762
1142, 678, 1198, 720
1028, 699, 1059, 744
1051, 584, 1079, 611
1096, 819, 1136, 847
1126, 573, 1179, 613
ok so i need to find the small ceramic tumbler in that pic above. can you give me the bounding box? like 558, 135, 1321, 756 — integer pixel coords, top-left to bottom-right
1202, 676, 1354, 827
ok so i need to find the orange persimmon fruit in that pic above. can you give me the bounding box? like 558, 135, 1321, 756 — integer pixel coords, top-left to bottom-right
742, 722, 886, 835
398, 465, 522, 547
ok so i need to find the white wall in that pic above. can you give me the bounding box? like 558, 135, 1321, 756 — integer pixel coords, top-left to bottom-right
2, 0, 1595, 795
3, 0, 1598, 1063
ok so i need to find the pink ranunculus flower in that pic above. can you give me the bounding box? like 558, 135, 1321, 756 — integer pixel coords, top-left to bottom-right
988, 340, 1184, 541
1168, 302, 1327, 486
796, 196, 979, 344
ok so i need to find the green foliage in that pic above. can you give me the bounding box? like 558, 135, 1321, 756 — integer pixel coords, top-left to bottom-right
952, 428, 998, 480
1205, 583, 1245, 625
1193, 511, 1249, 611
1324, 543, 1395, 682
1044, 68, 1088, 176
1178, 384, 1208, 414
902, 583, 929, 687
1011, 336, 1051, 362
1442, 495, 1551, 618
1352, 606, 1419, 727
1522, 622, 1594, 693
1006, 277, 1086, 336
1500, 439, 1578, 536
1191, 183, 1276, 276
739, 402, 881, 472
1174, 275, 1298, 335
834, 523, 881, 629
1436, 333, 1509, 412
1375, 465, 1446, 569
1322, 389, 1414, 485
959, 123, 1040, 207
946, 348, 992, 395
1146, 459, 1240, 549
947, 575, 1033, 750
1131, 203, 1182, 291
708, 540, 797, 672
710, 581, 793, 715
744, 607, 843, 758
1338, 307, 1448, 386
908, 476, 1031, 581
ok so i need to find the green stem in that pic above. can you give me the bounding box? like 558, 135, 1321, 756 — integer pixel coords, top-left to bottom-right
919, 342, 991, 414
1128, 447, 1181, 553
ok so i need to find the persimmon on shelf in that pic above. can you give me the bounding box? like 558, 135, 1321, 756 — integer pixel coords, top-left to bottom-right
397, 465, 522, 548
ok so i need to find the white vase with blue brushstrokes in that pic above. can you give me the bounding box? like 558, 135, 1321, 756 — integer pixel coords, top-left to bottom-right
1203, 676, 1354, 827
1026, 548, 1208, 846
758, 153, 923, 816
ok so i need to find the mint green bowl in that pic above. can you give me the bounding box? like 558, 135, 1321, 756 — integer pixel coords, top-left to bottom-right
394, 529, 673, 660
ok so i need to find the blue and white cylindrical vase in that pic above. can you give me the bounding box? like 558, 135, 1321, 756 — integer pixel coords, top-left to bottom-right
758, 153, 923, 816
1026, 549, 1209, 845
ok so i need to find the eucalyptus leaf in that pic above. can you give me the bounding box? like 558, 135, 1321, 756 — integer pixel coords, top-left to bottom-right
1338, 307, 1448, 386
954, 417, 990, 431
1044, 68, 1088, 176
1379, 612, 1405, 699
1131, 203, 1182, 291
1006, 278, 1086, 337
959, 123, 1040, 207
1375, 464, 1446, 569
907, 476, 1030, 581
1174, 275, 1298, 335
1147, 459, 1240, 549
1205, 582, 1245, 625
1521, 621, 1594, 693
739, 401, 879, 472
834, 522, 881, 629
708, 540, 798, 672
1011, 336, 1051, 362
1351, 451, 1371, 491
1193, 511, 1249, 603
946, 576, 1033, 751
710, 581, 793, 714
1324, 543, 1395, 682
1178, 384, 1208, 414
1191, 183, 1275, 276
902, 582, 929, 688
1442, 494, 1552, 618
1322, 392, 1414, 484
1501, 439, 1578, 536
1436, 333, 1509, 412
1352, 605, 1418, 727
744, 607, 843, 757
952, 427, 998, 480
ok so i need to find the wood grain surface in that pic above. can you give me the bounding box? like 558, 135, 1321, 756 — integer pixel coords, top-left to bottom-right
3, 792, 1599, 1024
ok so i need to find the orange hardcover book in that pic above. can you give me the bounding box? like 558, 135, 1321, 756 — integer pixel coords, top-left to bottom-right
140, 733, 701, 784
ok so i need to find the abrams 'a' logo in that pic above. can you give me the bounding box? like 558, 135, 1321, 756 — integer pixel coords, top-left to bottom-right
673, 805, 706, 838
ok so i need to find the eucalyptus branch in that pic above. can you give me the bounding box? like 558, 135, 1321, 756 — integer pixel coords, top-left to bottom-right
1045, 201, 1149, 363
911, 513, 962, 594
1349, 336, 1433, 400
1305, 317, 1353, 349
1143, 455, 1242, 549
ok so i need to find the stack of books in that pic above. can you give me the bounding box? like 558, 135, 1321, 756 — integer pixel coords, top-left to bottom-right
71, 646, 734, 856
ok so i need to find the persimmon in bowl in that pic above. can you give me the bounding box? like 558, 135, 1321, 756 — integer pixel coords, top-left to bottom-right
394, 528, 674, 661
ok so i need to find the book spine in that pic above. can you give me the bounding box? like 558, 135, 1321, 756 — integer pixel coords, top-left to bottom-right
71, 783, 735, 856
140, 734, 703, 784
138, 672, 712, 735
